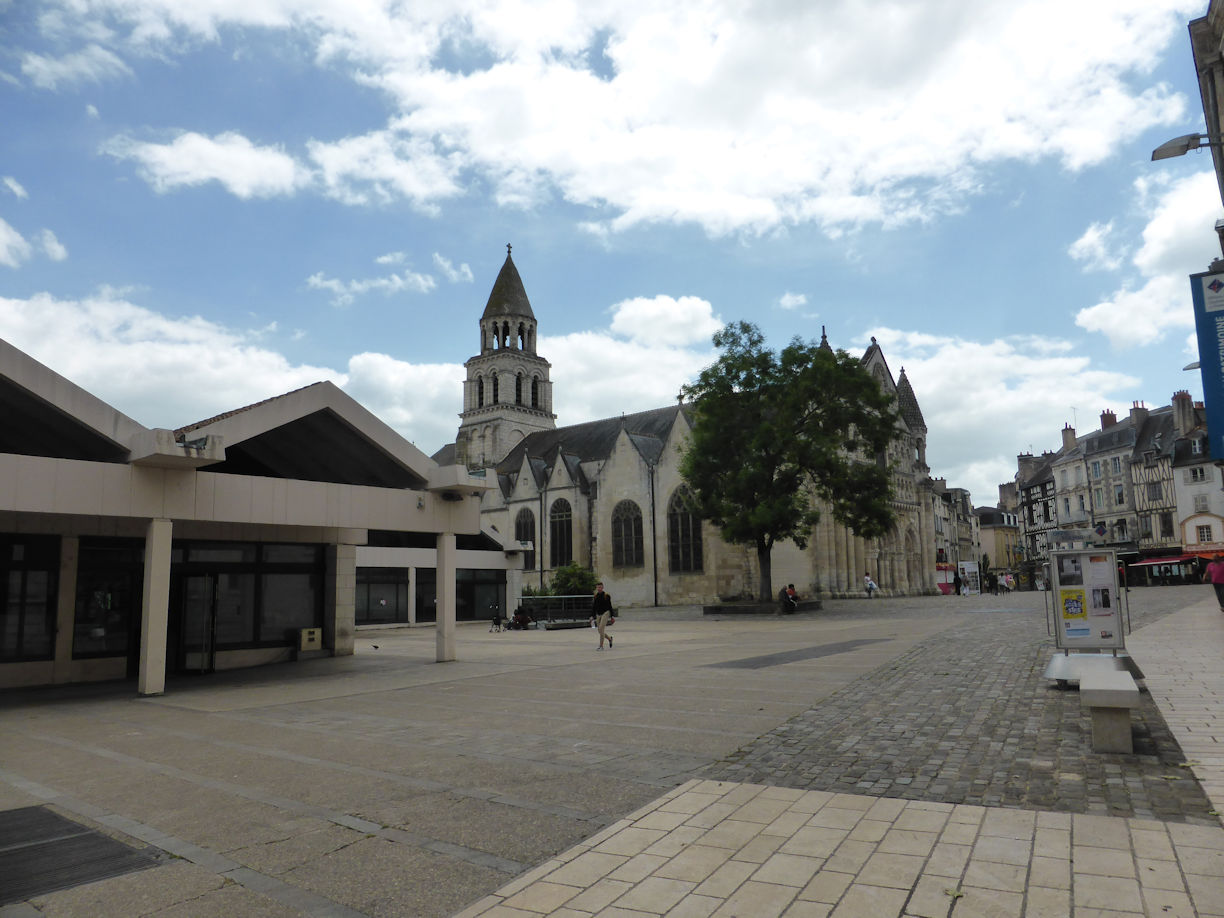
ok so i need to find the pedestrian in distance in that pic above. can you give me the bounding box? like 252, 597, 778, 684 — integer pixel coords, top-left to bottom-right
1202, 555, 1224, 613
864, 573, 877, 598
592, 581, 615, 650
952, 569, 962, 597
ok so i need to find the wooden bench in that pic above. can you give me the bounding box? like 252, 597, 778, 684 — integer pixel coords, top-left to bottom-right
1080, 670, 1141, 754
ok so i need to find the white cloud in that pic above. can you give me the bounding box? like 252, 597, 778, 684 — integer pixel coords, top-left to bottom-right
1068, 221, 1123, 271
343, 352, 463, 452
607, 294, 722, 347
103, 131, 310, 198
433, 252, 474, 283
0, 291, 341, 427
1076, 170, 1220, 348
45, 1, 1196, 236
0, 218, 32, 268
21, 44, 132, 90
306, 268, 436, 307
39, 229, 67, 261
864, 326, 1139, 505
2, 177, 28, 199
779, 292, 807, 310
375, 252, 406, 265
86, 104, 99, 118
307, 131, 463, 211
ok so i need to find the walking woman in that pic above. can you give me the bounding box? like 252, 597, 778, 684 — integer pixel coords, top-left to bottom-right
592, 582, 615, 650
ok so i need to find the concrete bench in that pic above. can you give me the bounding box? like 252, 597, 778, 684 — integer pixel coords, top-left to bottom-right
1080, 670, 1141, 754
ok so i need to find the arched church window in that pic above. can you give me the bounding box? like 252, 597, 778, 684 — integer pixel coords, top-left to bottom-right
612, 501, 644, 567
515, 508, 535, 571
667, 489, 703, 573
517, 323, 526, 349
531, 378, 540, 409
549, 499, 573, 568
501, 322, 510, 348
515, 373, 523, 405
477, 377, 485, 407
492, 374, 499, 404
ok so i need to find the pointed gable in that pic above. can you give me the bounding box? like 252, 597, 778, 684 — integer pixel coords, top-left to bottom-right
0, 336, 143, 463
481, 251, 535, 320
175, 381, 433, 489
896, 369, 926, 433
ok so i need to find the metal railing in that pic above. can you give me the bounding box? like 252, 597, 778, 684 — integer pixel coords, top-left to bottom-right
519, 594, 594, 623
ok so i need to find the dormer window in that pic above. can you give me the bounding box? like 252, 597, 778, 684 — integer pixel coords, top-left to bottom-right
1192, 438, 1204, 455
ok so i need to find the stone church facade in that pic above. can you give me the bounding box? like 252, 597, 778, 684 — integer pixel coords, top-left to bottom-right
436, 251, 939, 606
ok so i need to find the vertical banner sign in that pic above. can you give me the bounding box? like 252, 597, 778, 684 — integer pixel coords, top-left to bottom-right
1049, 549, 1124, 651
1191, 271, 1224, 460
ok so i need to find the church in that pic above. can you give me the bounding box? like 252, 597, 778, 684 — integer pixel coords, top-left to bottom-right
435, 250, 940, 606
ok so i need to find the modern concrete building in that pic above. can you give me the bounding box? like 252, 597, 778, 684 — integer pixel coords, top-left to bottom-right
0, 337, 488, 693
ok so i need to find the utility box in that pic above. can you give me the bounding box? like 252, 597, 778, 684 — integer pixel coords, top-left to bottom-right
298, 628, 323, 652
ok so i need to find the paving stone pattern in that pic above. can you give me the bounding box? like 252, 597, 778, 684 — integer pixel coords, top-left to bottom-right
704, 603, 1219, 825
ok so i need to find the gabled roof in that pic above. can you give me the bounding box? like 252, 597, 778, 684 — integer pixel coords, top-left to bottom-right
495, 404, 690, 474
481, 252, 535, 321
176, 381, 435, 489
0, 336, 144, 463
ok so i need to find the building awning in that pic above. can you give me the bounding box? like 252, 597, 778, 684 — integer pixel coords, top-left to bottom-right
1128, 554, 1200, 566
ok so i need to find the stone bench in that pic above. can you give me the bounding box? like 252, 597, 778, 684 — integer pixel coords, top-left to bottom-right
1080, 670, 1141, 754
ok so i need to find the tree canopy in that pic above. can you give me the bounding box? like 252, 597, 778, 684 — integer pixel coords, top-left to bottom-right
679, 321, 898, 601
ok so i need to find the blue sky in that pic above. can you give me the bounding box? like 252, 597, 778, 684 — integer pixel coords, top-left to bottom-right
1, 0, 1220, 505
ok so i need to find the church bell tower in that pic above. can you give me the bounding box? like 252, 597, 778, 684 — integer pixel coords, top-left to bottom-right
455, 246, 556, 469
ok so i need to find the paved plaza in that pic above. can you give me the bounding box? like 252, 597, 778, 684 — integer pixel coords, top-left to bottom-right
0, 586, 1222, 916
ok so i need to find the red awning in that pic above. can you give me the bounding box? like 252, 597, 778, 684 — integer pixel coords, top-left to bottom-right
1128, 554, 1201, 566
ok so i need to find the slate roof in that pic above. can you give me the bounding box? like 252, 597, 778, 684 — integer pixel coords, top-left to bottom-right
481, 252, 535, 321
496, 404, 689, 475
1133, 407, 1176, 459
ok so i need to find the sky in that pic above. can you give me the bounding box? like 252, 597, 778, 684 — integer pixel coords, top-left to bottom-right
2, 0, 1221, 508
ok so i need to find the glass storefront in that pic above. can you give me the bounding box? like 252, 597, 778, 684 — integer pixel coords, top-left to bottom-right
0, 536, 58, 662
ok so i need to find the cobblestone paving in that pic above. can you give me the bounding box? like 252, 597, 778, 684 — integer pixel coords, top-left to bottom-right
702, 590, 1220, 826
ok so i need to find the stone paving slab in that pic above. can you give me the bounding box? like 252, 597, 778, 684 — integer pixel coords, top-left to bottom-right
456, 778, 1224, 918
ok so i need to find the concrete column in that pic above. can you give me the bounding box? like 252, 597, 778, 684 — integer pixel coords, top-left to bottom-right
138, 518, 172, 696
326, 544, 357, 656
436, 533, 457, 662
53, 536, 79, 684
853, 537, 866, 591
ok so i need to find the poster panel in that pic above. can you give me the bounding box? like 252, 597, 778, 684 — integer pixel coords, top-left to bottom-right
1049, 549, 1124, 650
958, 561, 980, 595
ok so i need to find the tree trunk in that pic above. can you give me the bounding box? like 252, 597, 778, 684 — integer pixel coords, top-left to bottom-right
757, 537, 773, 603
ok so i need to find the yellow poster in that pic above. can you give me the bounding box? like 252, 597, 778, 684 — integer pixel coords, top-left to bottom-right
1060, 588, 1086, 620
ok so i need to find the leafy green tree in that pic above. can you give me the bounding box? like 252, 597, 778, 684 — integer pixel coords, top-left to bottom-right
549, 562, 600, 596
680, 321, 897, 602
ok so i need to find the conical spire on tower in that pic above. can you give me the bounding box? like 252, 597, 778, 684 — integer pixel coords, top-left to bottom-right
482, 244, 535, 321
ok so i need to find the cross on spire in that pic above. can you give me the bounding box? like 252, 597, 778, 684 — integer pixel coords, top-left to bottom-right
506, 243, 512, 256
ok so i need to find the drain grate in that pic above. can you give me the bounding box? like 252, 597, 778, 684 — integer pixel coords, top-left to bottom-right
0, 806, 162, 905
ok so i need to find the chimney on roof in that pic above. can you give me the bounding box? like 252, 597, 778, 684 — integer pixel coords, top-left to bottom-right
1172, 389, 1195, 435
1100, 409, 1117, 429
1061, 424, 1076, 451
1129, 400, 1148, 428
